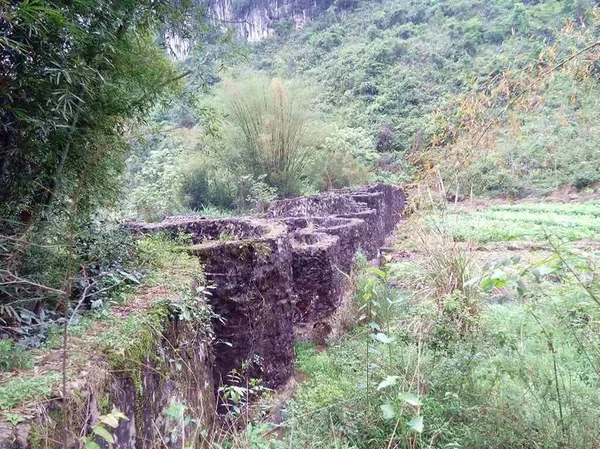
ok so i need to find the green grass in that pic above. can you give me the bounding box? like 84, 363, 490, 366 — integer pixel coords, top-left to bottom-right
488, 201, 600, 217
0, 340, 33, 373
0, 234, 203, 414
430, 203, 600, 243
280, 201, 600, 449
285, 277, 600, 448
0, 372, 61, 411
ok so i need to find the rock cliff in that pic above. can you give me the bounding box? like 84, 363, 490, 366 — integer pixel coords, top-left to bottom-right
208, 0, 333, 41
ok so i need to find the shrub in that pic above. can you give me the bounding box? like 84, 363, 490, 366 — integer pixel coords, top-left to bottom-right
310, 127, 374, 190
218, 76, 325, 196
571, 170, 600, 191
274, 18, 295, 38
309, 26, 345, 51
126, 145, 186, 222
234, 174, 278, 211
182, 168, 236, 211
413, 226, 479, 302
0, 340, 33, 372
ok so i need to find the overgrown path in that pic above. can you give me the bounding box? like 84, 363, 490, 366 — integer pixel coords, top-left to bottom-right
275, 200, 600, 449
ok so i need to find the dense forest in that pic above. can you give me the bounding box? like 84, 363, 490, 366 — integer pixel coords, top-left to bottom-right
1, 0, 599, 447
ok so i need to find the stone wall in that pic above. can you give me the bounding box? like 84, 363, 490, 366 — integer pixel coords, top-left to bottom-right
0, 184, 405, 449
130, 183, 407, 391
0, 315, 215, 449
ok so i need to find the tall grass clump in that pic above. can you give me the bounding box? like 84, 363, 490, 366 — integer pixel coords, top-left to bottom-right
222, 76, 322, 196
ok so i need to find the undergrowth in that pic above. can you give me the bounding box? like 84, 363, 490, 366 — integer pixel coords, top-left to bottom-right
279, 208, 600, 449
0, 372, 61, 411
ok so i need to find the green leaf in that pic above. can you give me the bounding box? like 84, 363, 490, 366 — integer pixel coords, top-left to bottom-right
368, 267, 387, 280
532, 265, 553, 279
398, 392, 421, 406
85, 442, 102, 449
481, 278, 495, 292
380, 403, 396, 420
368, 322, 381, 331
371, 332, 393, 344
377, 376, 400, 391
4, 413, 25, 426
93, 425, 114, 444
516, 279, 528, 297
407, 415, 424, 433
164, 402, 187, 420
481, 271, 508, 292
110, 410, 129, 421
100, 415, 119, 428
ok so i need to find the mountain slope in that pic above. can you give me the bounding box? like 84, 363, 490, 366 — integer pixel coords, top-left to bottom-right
242, 0, 599, 196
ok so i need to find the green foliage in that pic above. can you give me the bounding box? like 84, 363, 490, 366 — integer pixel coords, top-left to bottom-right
218, 76, 322, 196
0, 371, 61, 410
0, 0, 195, 224
126, 144, 187, 222
216, 422, 283, 449
182, 168, 236, 212
0, 340, 33, 372
85, 410, 129, 449
0, 0, 208, 338
311, 127, 374, 190
234, 175, 279, 211
250, 0, 599, 194
433, 202, 600, 243
274, 18, 295, 38
157, 74, 374, 211
285, 201, 600, 448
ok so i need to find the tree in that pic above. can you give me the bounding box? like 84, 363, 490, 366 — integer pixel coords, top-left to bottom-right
0, 0, 203, 322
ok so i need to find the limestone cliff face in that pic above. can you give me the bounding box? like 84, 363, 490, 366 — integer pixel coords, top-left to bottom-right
209, 0, 333, 41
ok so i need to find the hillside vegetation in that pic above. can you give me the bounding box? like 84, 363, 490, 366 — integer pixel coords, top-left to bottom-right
250, 0, 600, 196
276, 202, 600, 448
120, 0, 600, 221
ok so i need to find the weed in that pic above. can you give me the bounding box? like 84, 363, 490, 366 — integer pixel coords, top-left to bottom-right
284, 201, 600, 448
0, 371, 61, 410
0, 340, 33, 372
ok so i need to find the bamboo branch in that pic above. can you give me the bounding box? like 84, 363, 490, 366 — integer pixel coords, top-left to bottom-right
474, 41, 600, 147
0, 270, 66, 294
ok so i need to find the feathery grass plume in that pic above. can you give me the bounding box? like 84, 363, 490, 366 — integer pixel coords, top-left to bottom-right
222, 76, 322, 196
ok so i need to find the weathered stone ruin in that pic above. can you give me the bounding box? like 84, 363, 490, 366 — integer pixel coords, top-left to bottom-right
130, 183, 407, 390
0, 184, 405, 449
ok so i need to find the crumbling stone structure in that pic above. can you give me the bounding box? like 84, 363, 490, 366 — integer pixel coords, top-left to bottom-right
0, 184, 405, 449
130, 183, 406, 389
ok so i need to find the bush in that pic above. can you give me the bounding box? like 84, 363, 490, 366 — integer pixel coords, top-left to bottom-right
571, 170, 600, 191
217, 76, 326, 196
234, 175, 278, 211
182, 168, 236, 211
274, 18, 295, 38
310, 127, 374, 190
0, 340, 33, 373
309, 26, 344, 51
126, 145, 186, 221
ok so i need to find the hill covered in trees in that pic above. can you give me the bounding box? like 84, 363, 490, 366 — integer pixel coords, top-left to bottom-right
248, 0, 600, 196
124, 0, 599, 221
